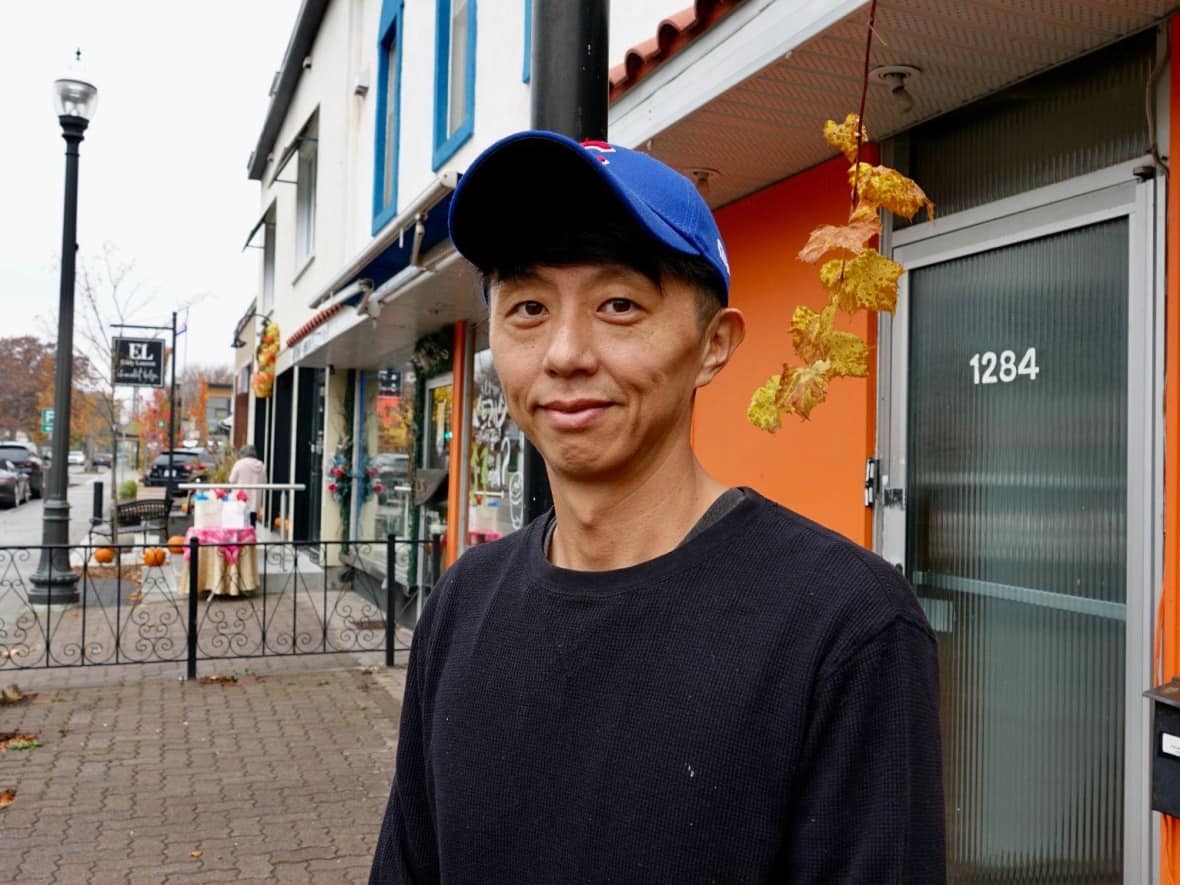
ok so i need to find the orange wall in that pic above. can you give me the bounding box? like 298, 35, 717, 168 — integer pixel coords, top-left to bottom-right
694, 155, 876, 546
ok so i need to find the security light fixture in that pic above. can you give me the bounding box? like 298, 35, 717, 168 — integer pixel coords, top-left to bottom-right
685, 167, 720, 197
231, 313, 271, 349
870, 64, 921, 114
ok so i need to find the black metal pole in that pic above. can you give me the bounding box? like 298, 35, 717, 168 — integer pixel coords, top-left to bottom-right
530, 0, 609, 140
386, 534, 396, 668
29, 114, 89, 605
186, 537, 199, 680
522, 0, 609, 523
168, 311, 177, 498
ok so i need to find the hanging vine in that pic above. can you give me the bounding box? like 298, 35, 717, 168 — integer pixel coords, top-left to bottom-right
747, 1, 933, 430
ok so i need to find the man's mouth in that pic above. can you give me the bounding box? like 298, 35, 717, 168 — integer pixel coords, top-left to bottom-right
539, 399, 613, 431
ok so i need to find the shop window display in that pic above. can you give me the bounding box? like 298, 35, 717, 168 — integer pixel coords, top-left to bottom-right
468, 350, 524, 543
361, 367, 416, 546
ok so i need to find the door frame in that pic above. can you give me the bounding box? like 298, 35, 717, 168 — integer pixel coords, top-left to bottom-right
875, 156, 1163, 885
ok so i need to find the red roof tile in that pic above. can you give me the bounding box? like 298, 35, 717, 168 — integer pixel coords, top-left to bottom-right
286, 302, 343, 348
609, 0, 748, 101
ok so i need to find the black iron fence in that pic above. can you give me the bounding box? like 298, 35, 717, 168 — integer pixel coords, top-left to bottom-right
0, 536, 441, 678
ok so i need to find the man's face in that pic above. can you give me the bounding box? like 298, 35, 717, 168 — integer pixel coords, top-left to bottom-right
488, 263, 731, 485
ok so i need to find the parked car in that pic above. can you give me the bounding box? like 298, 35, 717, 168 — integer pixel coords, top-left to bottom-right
144, 448, 211, 491
0, 442, 43, 498
92, 452, 113, 468
68, 450, 85, 467
0, 460, 31, 507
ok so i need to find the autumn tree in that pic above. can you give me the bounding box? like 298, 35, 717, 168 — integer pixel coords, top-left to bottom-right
138, 387, 172, 454
0, 336, 57, 440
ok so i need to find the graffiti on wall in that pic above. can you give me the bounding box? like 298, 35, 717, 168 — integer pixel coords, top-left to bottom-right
470, 355, 524, 533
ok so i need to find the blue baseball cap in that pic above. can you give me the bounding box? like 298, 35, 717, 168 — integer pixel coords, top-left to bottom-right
448, 130, 731, 302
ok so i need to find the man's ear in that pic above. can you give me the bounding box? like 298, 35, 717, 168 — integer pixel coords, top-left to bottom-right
695, 307, 746, 389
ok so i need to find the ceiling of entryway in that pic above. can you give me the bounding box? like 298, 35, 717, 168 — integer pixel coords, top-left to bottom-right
611, 0, 1178, 209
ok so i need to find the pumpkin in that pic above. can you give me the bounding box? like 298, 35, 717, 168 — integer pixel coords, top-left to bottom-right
142, 548, 167, 567
93, 547, 116, 564
167, 535, 186, 555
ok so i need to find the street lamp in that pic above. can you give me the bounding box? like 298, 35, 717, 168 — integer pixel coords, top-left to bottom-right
29, 54, 98, 606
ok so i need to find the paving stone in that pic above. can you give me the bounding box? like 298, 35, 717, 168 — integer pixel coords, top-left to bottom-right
0, 661, 405, 883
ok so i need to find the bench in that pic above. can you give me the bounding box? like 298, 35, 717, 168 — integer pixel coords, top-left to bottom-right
89, 498, 171, 546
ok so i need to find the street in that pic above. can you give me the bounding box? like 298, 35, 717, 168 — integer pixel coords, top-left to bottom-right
0, 467, 107, 548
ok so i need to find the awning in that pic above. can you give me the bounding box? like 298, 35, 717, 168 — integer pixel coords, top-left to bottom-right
306, 172, 459, 310
241, 204, 274, 251
272, 133, 316, 183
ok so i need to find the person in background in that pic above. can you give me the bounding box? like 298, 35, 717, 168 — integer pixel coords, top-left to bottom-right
228, 445, 266, 528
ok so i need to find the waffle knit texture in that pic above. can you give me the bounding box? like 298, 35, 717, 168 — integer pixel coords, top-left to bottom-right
370, 489, 945, 883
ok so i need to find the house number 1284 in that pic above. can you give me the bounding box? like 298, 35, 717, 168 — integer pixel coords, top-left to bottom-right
969, 348, 1040, 385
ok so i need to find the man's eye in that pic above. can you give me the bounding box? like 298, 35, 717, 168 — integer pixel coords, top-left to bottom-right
602, 298, 636, 315
510, 300, 545, 317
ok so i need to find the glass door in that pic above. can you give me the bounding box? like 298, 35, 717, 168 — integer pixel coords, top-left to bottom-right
881, 172, 1156, 884
306, 369, 326, 545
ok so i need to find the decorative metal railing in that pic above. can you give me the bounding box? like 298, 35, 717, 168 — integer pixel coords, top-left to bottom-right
0, 536, 439, 679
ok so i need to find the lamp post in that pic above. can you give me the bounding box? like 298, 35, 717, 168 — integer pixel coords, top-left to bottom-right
29, 56, 98, 606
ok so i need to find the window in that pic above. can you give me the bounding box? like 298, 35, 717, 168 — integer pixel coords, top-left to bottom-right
373, 1, 404, 233
358, 366, 417, 575
433, 0, 476, 169
295, 114, 318, 265
468, 349, 525, 543
261, 205, 276, 312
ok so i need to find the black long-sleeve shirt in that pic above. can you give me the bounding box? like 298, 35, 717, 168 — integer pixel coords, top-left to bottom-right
371, 490, 945, 883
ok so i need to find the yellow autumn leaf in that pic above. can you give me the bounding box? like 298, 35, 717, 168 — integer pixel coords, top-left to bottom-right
819, 249, 903, 314
790, 305, 869, 377
778, 362, 833, 421
823, 114, 869, 163
797, 205, 881, 263
747, 375, 783, 433
849, 163, 934, 221
798, 307, 868, 375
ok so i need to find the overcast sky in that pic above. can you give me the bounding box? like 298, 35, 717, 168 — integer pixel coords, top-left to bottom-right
0, 1, 682, 378
0, 0, 301, 372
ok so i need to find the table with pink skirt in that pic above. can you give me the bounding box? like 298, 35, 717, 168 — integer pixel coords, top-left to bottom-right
178, 526, 260, 597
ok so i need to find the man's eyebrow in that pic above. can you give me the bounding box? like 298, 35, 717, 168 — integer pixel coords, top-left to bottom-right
491, 271, 546, 295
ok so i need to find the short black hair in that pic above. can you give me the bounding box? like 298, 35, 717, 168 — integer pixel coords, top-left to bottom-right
479, 209, 726, 327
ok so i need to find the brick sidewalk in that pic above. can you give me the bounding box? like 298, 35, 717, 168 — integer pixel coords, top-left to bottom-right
0, 662, 406, 884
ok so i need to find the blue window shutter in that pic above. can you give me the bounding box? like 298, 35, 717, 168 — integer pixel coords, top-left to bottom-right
373, 0, 404, 234
523, 0, 532, 83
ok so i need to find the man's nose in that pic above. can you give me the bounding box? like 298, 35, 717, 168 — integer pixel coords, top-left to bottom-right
542, 311, 597, 377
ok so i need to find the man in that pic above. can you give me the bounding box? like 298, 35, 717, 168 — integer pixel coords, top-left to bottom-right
370, 131, 944, 883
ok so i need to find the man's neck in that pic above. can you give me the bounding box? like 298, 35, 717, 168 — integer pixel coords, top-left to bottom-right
547, 447, 728, 571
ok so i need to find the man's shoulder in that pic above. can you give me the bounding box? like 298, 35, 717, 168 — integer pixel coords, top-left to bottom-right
729, 491, 933, 654
428, 523, 534, 602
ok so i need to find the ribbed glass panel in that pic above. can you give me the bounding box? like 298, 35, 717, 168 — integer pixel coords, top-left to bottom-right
906, 219, 1128, 883
898, 30, 1153, 221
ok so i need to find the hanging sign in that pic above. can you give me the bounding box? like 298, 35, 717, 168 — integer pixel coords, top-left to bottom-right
112, 337, 165, 388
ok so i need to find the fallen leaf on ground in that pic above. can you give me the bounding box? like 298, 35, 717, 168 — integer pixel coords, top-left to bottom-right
2, 685, 23, 704
0, 790, 14, 809
191, 850, 202, 858
0, 733, 40, 752
198, 674, 238, 686
127, 591, 143, 604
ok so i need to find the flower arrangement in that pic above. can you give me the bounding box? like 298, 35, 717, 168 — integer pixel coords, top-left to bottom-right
324, 447, 387, 506
326, 450, 351, 503
354, 456, 385, 503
